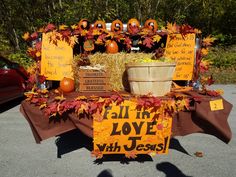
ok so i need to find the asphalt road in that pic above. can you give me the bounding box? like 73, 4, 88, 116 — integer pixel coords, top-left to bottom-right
0, 85, 235, 177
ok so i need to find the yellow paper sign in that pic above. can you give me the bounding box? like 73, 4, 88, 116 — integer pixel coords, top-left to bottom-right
210, 99, 224, 111
41, 32, 73, 80
165, 33, 196, 80
93, 100, 172, 156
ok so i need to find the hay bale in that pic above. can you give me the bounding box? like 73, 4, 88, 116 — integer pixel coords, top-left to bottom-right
73, 52, 154, 91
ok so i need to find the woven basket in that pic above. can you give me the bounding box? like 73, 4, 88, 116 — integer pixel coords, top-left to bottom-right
126, 62, 176, 96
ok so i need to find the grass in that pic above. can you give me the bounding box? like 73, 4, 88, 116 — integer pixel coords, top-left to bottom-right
207, 66, 236, 84
205, 45, 236, 84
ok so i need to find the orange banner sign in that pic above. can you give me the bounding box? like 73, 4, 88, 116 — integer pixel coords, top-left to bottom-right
41, 32, 73, 80
165, 33, 196, 80
93, 100, 172, 156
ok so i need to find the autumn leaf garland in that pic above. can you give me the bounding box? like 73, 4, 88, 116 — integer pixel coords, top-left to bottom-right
193, 35, 217, 92
24, 89, 191, 121
22, 22, 202, 60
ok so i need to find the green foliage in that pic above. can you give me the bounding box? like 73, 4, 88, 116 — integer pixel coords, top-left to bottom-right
203, 45, 236, 83
0, 0, 236, 53
8, 52, 35, 69
0, 38, 12, 56
213, 34, 236, 46
0, 0, 235, 83
205, 45, 236, 68
208, 67, 236, 84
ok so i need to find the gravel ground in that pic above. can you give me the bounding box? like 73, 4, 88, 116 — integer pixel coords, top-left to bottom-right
0, 84, 235, 177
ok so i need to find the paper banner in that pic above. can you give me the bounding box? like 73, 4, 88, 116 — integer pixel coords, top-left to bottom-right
93, 100, 172, 156
210, 99, 224, 111
165, 33, 196, 80
41, 32, 73, 80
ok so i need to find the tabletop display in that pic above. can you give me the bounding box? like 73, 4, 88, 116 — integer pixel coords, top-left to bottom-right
20, 18, 233, 159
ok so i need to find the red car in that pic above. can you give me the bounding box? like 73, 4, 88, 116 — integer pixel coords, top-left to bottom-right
0, 56, 28, 105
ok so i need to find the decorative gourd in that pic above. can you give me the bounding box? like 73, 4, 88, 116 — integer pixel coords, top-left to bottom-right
83, 40, 94, 52
106, 40, 119, 54
111, 19, 123, 32
94, 20, 106, 31
144, 19, 158, 32
78, 19, 90, 30
60, 77, 75, 93
127, 18, 140, 34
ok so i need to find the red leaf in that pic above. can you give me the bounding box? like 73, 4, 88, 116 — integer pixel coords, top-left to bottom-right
136, 96, 162, 111
89, 102, 98, 114
60, 29, 71, 42
75, 100, 83, 110
136, 98, 145, 107
38, 75, 47, 84
44, 102, 58, 117
35, 41, 42, 51
28, 74, 36, 84
85, 29, 94, 40
30, 98, 47, 105
97, 33, 107, 42
30, 32, 38, 40
207, 75, 215, 86
179, 24, 195, 36
110, 94, 124, 105
44, 23, 56, 32
153, 97, 162, 107
128, 25, 140, 35
143, 37, 154, 48
124, 37, 132, 50
60, 100, 75, 111
73, 29, 80, 35
206, 90, 220, 97
57, 100, 78, 115
68, 100, 81, 109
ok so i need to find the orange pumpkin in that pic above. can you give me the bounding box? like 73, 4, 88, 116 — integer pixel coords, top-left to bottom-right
106, 40, 119, 54
144, 19, 158, 32
60, 77, 75, 93
94, 20, 106, 31
78, 19, 90, 30
127, 18, 140, 33
111, 19, 123, 32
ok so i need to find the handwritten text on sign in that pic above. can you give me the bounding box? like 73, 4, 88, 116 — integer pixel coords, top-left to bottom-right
93, 100, 172, 155
165, 33, 196, 80
41, 33, 73, 80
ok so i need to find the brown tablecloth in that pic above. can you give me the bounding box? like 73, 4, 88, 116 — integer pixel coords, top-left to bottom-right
20, 91, 233, 144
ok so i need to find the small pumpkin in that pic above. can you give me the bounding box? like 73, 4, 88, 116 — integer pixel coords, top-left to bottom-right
127, 18, 140, 33
144, 19, 158, 32
106, 40, 119, 54
60, 77, 75, 93
78, 19, 90, 30
94, 20, 106, 31
111, 19, 123, 32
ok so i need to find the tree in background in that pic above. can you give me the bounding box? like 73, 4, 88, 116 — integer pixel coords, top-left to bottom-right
0, 0, 235, 52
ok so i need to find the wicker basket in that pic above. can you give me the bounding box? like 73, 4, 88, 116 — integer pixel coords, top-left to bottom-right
126, 62, 176, 96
